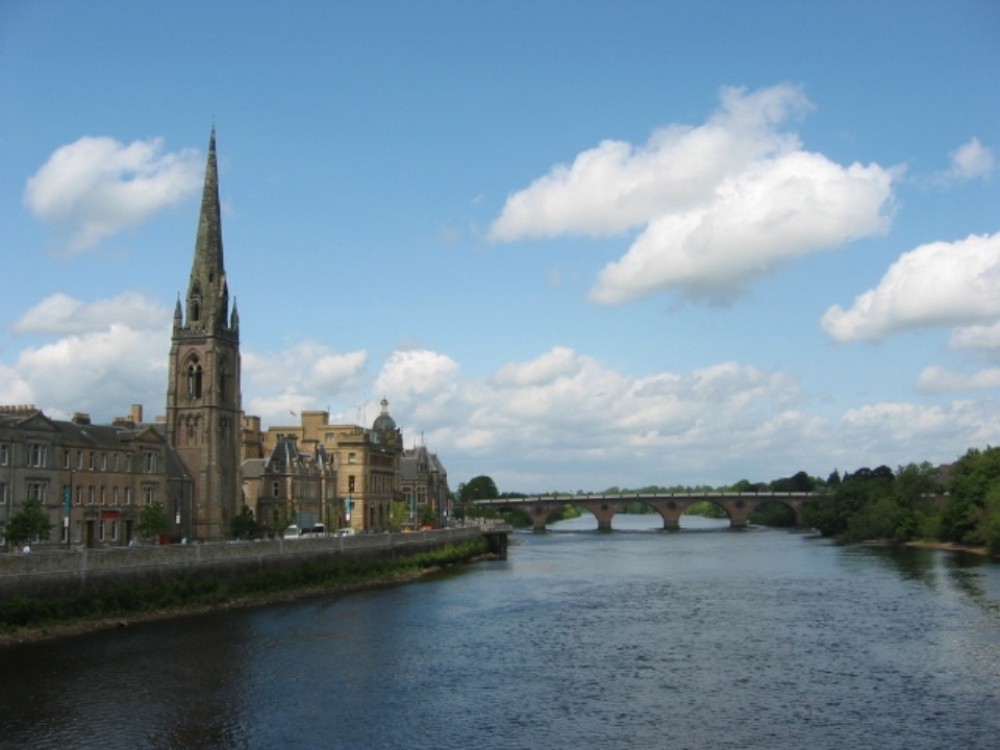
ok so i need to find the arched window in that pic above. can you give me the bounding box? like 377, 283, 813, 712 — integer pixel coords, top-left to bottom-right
187, 360, 203, 400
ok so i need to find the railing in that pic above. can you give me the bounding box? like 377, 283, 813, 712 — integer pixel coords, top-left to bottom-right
473, 490, 820, 505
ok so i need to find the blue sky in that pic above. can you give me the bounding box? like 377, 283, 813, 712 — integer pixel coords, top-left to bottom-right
2, 1, 998, 492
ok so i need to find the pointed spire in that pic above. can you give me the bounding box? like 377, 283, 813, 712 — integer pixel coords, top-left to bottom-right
185, 128, 230, 332
195, 128, 223, 270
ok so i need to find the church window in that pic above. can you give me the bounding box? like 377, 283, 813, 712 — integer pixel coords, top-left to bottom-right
187, 361, 203, 399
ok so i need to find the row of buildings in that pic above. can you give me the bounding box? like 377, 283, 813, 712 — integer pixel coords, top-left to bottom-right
0, 131, 450, 548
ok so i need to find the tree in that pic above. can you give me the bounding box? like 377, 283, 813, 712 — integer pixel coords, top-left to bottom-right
137, 501, 169, 542
230, 505, 260, 540
459, 475, 499, 503
5, 497, 53, 549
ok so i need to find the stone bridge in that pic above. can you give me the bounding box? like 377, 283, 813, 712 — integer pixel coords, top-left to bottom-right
473, 491, 819, 531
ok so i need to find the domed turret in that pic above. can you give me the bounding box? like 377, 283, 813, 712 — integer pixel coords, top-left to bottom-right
372, 397, 396, 433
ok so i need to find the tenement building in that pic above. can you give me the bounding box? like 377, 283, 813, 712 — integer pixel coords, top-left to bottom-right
0, 404, 190, 547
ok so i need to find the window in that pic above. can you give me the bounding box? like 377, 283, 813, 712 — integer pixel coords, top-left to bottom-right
100, 453, 107, 471
76, 451, 83, 470
63, 451, 70, 469
144, 452, 157, 474
0, 443, 8, 466
124, 487, 133, 506
27, 481, 48, 502
187, 361, 203, 399
110, 520, 119, 542
87, 486, 95, 506
271, 481, 280, 498
98, 521, 105, 543
142, 485, 156, 506
348, 452, 356, 464
0, 481, 7, 505
348, 475, 355, 493
99, 487, 106, 506
113, 486, 119, 506
89, 452, 95, 470
75, 486, 83, 506
113, 453, 120, 471
28, 443, 48, 468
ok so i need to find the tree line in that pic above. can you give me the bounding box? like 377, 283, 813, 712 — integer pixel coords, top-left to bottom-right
456, 446, 1000, 554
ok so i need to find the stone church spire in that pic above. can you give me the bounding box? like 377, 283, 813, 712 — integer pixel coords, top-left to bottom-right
166, 128, 242, 541
185, 128, 233, 337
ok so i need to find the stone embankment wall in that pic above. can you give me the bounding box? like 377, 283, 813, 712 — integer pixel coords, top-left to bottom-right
0, 528, 488, 600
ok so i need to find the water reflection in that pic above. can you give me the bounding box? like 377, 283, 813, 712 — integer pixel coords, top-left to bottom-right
2, 520, 998, 750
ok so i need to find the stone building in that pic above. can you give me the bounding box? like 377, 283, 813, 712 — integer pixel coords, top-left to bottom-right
164, 129, 243, 541
258, 400, 403, 532
0, 404, 190, 548
400, 444, 451, 527
242, 435, 338, 536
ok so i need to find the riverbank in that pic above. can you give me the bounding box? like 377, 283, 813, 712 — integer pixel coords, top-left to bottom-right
905, 539, 995, 558
0, 555, 495, 648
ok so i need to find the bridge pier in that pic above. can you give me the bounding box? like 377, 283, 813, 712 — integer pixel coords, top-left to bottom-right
580, 502, 615, 532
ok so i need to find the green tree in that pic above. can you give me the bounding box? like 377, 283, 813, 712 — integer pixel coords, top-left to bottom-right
5, 497, 53, 549
389, 500, 410, 530
230, 505, 260, 540
420, 504, 438, 527
941, 447, 1000, 549
137, 501, 169, 542
459, 475, 499, 502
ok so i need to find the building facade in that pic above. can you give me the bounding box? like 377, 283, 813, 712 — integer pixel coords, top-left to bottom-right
242, 436, 339, 536
164, 129, 243, 541
0, 404, 190, 548
400, 444, 451, 527
258, 401, 403, 532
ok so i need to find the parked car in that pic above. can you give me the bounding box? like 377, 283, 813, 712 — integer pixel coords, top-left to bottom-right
336, 527, 355, 537
283, 525, 302, 539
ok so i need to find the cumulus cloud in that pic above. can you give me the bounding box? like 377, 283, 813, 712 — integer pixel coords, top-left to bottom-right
488, 84, 896, 304
10, 292, 169, 335
948, 137, 996, 182
916, 366, 1000, 394
10, 324, 169, 418
950, 321, 1000, 351
822, 231, 1000, 341
243, 341, 368, 416
24, 136, 202, 253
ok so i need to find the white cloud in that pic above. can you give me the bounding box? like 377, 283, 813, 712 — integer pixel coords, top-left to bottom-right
24, 136, 202, 253
948, 137, 996, 182
822, 231, 1000, 342
10, 292, 169, 335
488, 84, 896, 305
1, 292, 171, 417
11, 324, 168, 418
916, 366, 1000, 393
243, 341, 368, 420
591, 153, 893, 303
950, 321, 1000, 351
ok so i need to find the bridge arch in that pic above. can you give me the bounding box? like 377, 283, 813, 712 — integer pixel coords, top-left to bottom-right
472, 491, 814, 532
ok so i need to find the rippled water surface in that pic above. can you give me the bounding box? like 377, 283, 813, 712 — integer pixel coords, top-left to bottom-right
2, 514, 999, 749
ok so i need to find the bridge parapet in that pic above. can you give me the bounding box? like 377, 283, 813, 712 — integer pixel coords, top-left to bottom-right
473, 491, 822, 531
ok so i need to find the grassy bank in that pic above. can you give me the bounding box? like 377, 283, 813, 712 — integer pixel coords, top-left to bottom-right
0, 538, 491, 645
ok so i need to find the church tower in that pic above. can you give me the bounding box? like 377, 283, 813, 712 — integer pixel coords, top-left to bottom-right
165, 129, 242, 540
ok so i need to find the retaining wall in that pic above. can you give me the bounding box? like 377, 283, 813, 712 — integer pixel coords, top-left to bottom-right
0, 528, 487, 600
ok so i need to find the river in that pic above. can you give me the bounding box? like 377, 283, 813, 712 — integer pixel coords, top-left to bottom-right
1, 514, 998, 750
